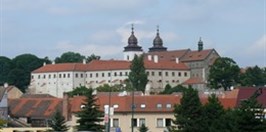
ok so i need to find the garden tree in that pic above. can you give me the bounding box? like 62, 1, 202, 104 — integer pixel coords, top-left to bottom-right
201, 94, 225, 131
96, 84, 131, 92
0, 56, 13, 85
0, 119, 6, 128
12, 54, 43, 73
208, 57, 240, 91
171, 87, 204, 132
55, 51, 85, 63
49, 109, 69, 132
7, 68, 29, 92
240, 65, 265, 86
76, 88, 104, 131
138, 124, 149, 132
160, 85, 187, 94
128, 55, 148, 93
86, 54, 100, 63
67, 86, 91, 97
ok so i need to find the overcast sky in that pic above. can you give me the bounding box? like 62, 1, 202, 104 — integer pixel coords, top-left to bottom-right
1, 0, 265, 67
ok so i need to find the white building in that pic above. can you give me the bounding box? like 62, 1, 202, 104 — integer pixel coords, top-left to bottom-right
29, 26, 219, 97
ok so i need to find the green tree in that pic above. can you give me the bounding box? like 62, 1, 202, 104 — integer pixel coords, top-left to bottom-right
128, 55, 148, 93
138, 124, 149, 132
76, 88, 104, 131
202, 94, 225, 131
0, 119, 6, 129
171, 87, 203, 132
7, 68, 29, 92
67, 86, 91, 97
0, 56, 13, 85
96, 84, 126, 92
49, 109, 69, 132
55, 52, 85, 63
86, 54, 101, 63
161, 85, 186, 94
240, 66, 265, 86
208, 57, 240, 91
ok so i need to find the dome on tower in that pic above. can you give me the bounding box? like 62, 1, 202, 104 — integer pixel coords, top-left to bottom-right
149, 26, 167, 52
124, 24, 143, 52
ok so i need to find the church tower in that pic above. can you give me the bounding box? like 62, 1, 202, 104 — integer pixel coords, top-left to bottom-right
148, 26, 167, 52
198, 37, 203, 51
123, 24, 143, 61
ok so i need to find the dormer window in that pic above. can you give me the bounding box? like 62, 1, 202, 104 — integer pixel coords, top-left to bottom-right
113, 104, 119, 109
157, 104, 162, 108
166, 104, 172, 108
140, 104, 146, 108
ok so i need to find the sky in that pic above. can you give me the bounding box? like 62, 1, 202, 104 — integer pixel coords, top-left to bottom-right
1, 0, 266, 67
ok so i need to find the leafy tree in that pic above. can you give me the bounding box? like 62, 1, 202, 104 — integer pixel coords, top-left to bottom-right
160, 85, 186, 94
129, 55, 148, 93
12, 54, 43, 72
208, 57, 240, 91
76, 88, 104, 131
138, 124, 149, 132
7, 68, 29, 92
67, 86, 91, 97
202, 94, 225, 131
96, 84, 129, 92
0, 56, 13, 85
240, 65, 265, 86
49, 109, 69, 132
86, 54, 100, 63
0, 119, 6, 128
55, 51, 85, 63
171, 87, 203, 132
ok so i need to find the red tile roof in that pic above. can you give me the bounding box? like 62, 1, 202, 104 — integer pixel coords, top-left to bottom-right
235, 87, 266, 107
144, 60, 189, 70
144, 49, 190, 61
183, 77, 205, 84
181, 49, 215, 62
87, 60, 131, 71
9, 96, 62, 118
32, 63, 88, 73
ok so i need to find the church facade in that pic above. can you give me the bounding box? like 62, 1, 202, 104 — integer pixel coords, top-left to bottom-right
29, 26, 219, 97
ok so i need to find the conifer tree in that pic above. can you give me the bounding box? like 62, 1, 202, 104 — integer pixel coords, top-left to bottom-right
76, 88, 104, 131
138, 124, 149, 132
171, 87, 203, 132
49, 109, 69, 132
129, 55, 148, 93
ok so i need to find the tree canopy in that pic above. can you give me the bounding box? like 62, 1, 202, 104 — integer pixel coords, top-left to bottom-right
208, 57, 240, 91
240, 65, 265, 86
55, 52, 85, 63
128, 55, 148, 93
49, 109, 69, 132
76, 88, 104, 131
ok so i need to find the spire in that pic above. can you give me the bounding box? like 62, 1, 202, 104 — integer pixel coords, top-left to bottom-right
198, 37, 203, 51
128, 24, 138, 46
148, 25, 167, 52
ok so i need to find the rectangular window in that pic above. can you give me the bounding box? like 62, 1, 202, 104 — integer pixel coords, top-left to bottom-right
184, 72, 187, 77
166, 104, 172, 109
152, 71, 155, 76
59, 74, 61, 78
81, 73, 83, 78
32, 75, 34, 79
178, 72, 181, 77
54, 74, 56, 78
157, 104, 162, 109
63, 74, 66, 78
102, 73, 105, 77
165, 118, 172, 127
75, 73, 78, 78
48, 74, 51, 79
165, 72, 168, 76
157, 118, 164, 127
68, 73, 70, 78
172, 72, 175, 76
132, 118, 137, 127
139, 118, 145, 126
108, 72, 111, 77
90, 73, 92, 78
114, 72, 117, 77
159, 72, 162, 76
113, 118, 119, 127
43, 75, 46, 79
38, 75, 40, 79
96, 73, 98, 77
125, 72, 128, 76
146, 71, 149, 76
120, 72, 122, 76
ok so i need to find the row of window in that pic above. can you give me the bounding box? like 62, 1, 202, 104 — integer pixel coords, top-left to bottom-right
111, 118, 172, 128
104, 103, 172, 110
33, 71, 188, 80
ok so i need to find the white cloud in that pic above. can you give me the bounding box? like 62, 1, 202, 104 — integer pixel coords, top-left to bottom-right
246, 35, 266, 55
55, 41, 122, 58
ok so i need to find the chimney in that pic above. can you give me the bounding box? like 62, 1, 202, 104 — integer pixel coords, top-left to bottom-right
175, 58, 179, 64
4, 83, 8, 88
83, 59, 86, 64
43, 62, 46, 66
62, 92, 69, 121
148, 55, 152, 61
154, 55, 158, 63
52, 61, 55, 65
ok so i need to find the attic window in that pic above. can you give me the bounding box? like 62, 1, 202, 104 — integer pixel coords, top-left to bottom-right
166, 104, 172, 108
81, 105, 86, 109
113, 104, 119, 109
157, 104, 162, 109
140, 104, 146, 108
